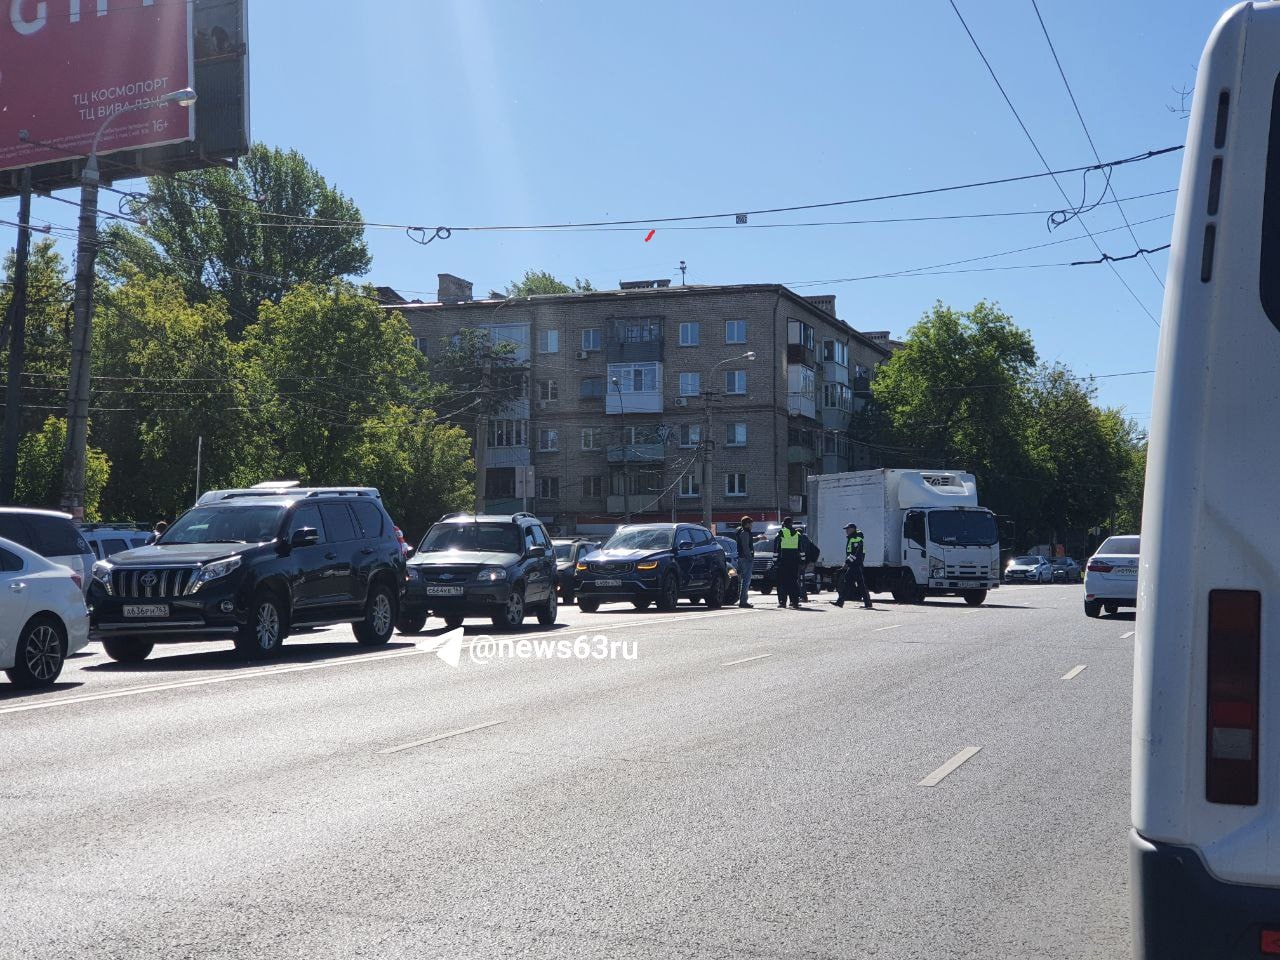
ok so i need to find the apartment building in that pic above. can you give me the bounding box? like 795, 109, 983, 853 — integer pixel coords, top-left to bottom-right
383, 275, 891, 535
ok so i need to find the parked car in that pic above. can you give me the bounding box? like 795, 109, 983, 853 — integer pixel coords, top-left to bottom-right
0, 536, 90, 688
88, 484, 405, 662
552, 537, 601, 605
400, 512, 557, 632
1084, 535, 1139, 618
1003, 555, 1052, 583
81, 522, 152, 561
1050, 557, 1083, 583
0, 507, 94, 594
576, 523, 730, 612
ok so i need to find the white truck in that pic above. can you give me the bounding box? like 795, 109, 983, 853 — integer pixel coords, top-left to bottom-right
807, 469, 1001, 606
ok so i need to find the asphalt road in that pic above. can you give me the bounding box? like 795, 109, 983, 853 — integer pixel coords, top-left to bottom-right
1, 582, 1135, 960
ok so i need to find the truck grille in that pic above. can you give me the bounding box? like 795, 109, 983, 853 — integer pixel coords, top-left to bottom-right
945, 563, 992, 579
590, 560, 634, 574
113, 568, 196, 598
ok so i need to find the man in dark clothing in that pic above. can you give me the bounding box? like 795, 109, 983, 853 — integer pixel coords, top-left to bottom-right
732, 516, 755, 608
797, 526, 820, 602
832, 521, 874, 609
773, 516, 804, 609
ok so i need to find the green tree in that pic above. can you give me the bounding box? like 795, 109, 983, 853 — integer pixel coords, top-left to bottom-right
0, 239, 74, 437
16, 417, 109, 519
102, 143, 370, 337
497, 270, 594, 298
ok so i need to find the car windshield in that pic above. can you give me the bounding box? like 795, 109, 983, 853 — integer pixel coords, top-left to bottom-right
1052, 558, 1073, 566
419, 523, 522, 555
1098, 535, 1140, 555
716, 537, 737, 556
1013, 556, 1041, 564
554, 543, 575, 561
161, 505, 284, 545
928, 511, 999, 546
605, 528, 675, 551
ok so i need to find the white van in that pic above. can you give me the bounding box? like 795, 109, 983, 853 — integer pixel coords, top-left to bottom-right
1132, 3, 1280, 956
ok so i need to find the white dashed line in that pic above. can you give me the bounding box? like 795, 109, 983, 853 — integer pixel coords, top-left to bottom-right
918, 747, 982, 787
722, 653, 773, 667
873, 624, 903, 633
378, 719, 508, 755
1061, 664, 1087, 681
1121, 631, 1135, 640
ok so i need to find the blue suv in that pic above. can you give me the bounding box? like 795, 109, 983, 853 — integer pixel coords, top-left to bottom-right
575, 523, 730, 612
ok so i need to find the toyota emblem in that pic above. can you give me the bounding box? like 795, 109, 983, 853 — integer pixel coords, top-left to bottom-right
140, 573, 158, 588
439, 573, 452, 580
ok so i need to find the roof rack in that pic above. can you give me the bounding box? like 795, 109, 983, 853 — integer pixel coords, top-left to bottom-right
511, 512, 537, 522
81, 522, 151, 532
196, 485, 382, 505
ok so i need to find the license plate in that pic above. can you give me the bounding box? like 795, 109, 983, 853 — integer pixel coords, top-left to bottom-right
594, 579, 623, 587
423, 585, 465, 596
123, 604, 168, 618
751, 574, 764, 580
1113, 567, 1138, 576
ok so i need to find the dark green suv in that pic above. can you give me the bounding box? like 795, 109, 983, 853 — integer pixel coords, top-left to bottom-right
398, 512, 558, 632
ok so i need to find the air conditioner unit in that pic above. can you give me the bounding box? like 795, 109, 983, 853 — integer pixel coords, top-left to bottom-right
674, 397, 689, 407
575, 350, 589, 360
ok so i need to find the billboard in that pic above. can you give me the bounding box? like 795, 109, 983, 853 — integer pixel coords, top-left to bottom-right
0, 0, 195, 173
0, 0, 247, 198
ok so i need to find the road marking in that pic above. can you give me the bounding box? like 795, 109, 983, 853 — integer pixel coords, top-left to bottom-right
0, 648, 421, 717
378, 719, 508, 755
1061, 664, 1087, 681
1121, 631, 1135, 640
873, 624, 903, 633
722, 653, 773, 666
918, 746, 982, 787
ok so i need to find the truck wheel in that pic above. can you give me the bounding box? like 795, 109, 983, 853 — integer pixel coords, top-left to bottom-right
657, 573, 680, 611
396, 610, 429, 635
355, 582, 396, 645
102, 636, 154, 664
963, 590, 987, 607
1084, 600, 1102, 618
235, 591, 286, 659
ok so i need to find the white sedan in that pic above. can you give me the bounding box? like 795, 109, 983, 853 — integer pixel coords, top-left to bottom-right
1084, 534, 1140, 618
0, 536, 90, 688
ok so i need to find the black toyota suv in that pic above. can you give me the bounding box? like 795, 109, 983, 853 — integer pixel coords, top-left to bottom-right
398, 512, 558, 632
575, 522, 730, 612
88, 485, 406, 662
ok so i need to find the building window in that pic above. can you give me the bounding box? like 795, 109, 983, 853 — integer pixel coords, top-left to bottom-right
580, 376, 605, 400
823, 383, 851, 411
854, 363, 869, 379
823, 339, 849, 366
536, 476, 559, 499
679, 321, 700, 346
538, 329, 559, 353
581, 428, 603, 450
623, 425, 662, 445
537, 428, 558, 452
608, 362, 659, 393
787, 319, 815, 351
581, 328, 601, 351
726, 422, 747, 446
679, 424, 702, 448
725, 320, 747, 344
725, 369, 747, 395
583, 476, 604, 498
725, 473, 748, 497
536, 379, 558, 402
678, 372, 701, 396
485, 468, 516, 500
678, 474, 701, 498
487, 419, 527, 448
414, 336, 431, 353
612, 317, 661, 344
612, 467, 662, 496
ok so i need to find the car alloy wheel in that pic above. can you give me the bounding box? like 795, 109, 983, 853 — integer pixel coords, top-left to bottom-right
658, 574, 679, 611
256, 601, 281, 651
24, 622, 63, 682
373, 592, 392, 635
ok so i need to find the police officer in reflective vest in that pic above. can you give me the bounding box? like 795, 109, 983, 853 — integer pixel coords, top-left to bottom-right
773, 516, 804, 609
833, 521, 873, 609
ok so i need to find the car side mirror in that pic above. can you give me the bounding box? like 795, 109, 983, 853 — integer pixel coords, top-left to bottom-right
528, 545, 546, 558
678, 541, 693, 551
405, 546, 416, 558
290, 527, 320, 548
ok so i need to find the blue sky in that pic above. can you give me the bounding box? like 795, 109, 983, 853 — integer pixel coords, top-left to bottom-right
7, 0, 1225, 424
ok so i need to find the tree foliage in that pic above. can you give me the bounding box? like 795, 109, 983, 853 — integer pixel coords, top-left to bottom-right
102, 143, 371, 337
498, 270, 594, 298
16, 417, 109, 520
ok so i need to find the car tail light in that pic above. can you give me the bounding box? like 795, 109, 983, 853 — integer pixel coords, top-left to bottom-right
1263, 930, 1280, 955
1087, 560, 1113, 572
71, 572, 83, 589
1205, 589, 1261, 805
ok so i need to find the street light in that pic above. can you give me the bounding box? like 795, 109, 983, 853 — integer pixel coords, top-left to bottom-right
61, 88, 197, 518
611, 376, 630, 524
702, 351, 757, 529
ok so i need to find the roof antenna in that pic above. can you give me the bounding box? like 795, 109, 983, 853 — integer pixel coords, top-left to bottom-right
677, 260, 687, 285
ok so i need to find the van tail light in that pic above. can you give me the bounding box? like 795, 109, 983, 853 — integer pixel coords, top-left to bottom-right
1087, 560, 1113, 572
1206, 589, 1261, 805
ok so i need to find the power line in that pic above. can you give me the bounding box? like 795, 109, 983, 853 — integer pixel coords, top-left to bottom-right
947, 0, 1163, 328
1028, 0, 1165, 290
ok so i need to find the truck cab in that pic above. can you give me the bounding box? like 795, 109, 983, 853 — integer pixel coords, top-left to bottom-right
898, 502, 1001, 605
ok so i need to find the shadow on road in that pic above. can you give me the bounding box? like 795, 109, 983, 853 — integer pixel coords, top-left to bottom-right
1105, 611, 1137, 622
0, 680, 85, 702
413, 622, 573, 636
81, 640, 421, 674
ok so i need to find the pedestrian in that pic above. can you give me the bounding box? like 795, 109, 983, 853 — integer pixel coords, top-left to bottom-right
733, 516, 755, 608
832, 521, 873, 609
153, 520, 168, 536
798, 526, 820, 601
773, 516, 804, 609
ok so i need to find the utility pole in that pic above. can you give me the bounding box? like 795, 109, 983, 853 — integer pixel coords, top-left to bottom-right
194, 435, 203, 502
701, 389, 714, 530
612, 377, 630, 523
0, 167, 34, 503
59, 162, 99, 520
474, 354, 492, 515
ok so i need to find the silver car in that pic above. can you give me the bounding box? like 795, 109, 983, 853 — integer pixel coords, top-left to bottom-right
1003, 555, 1052, 583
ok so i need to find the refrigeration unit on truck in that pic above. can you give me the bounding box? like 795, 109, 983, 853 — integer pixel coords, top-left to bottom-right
807, 469, 1001, 606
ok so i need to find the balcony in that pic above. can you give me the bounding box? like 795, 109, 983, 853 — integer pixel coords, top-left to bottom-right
788, 494, 807, 515
607, 443, 667, 464
852, 374, 873, 398
787, 444, 817, 464
607, 494, 662, 514
786, 343, 816, 367
485, 445, 531, 468
606, 319, 664, 362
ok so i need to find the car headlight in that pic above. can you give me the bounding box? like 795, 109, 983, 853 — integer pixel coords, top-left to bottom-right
91, 560, 113, 595
576, 562, 587, 571
184, 556, 243, 595
636, 561, 659, 570
477, 566, 508, 582
405, 567, 420, 581
929, 557, 944, 576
